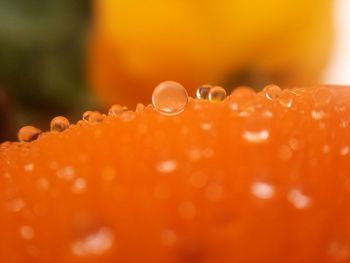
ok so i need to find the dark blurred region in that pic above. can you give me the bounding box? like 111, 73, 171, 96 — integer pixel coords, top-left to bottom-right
0, 0, 95, 142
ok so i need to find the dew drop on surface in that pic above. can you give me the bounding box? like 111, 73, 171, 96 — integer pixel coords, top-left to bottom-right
24, 163, 34, 172
242, 129, 269, 143
156, 160, 177, 174
340, 146, 350, 156
20, 225, 35, 240
313, 86, 332, 106
108, 104, 128, 116
311, 110, 326, 120
135, 103, 145, 113
18, 126, 42, 142
278, 90, 294, 108
120, 111, 136, 121
200, 122, 212, 131
251, 182, 275, 199
196, 84, 212, 100
82, 111, 103, 123
161, 229, 177, 246
50, 116, 70, 132
178, 201, 196, 219
208, 86, 227, 103
36, 178, 50, 191
71, 228, 114, 257
7, 198, 25, 212
263, 84, 282, 100
287, 189, 311, 209
71, 178, 87, 194
57, 166, 75, 181
152, 81, 188, 116
323, 144, 331, 154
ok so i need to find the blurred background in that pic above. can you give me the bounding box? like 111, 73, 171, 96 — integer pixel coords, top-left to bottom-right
0, 0, 349, 142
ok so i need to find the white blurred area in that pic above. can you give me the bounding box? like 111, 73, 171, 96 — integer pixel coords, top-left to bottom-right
323, 0, 350, 84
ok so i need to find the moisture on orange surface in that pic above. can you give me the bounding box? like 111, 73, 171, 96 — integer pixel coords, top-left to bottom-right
1, 85, 350, 263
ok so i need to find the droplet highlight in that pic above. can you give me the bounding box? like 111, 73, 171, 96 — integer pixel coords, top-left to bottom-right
152, 81, 188, 116
82, 111, 103, 123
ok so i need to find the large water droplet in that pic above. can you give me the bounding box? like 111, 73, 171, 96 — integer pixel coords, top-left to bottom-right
263, 84, 282, 100
208, 86, 226, 103
196, 84, 212, 100
50, 116, 70, 132
152, 81, 188, 116
18, 126, 42, 142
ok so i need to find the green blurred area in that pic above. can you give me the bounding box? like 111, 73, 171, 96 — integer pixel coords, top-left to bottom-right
0, 0, 97, 141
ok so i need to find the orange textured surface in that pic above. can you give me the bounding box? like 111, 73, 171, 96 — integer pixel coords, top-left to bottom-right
1, 86, 350, 262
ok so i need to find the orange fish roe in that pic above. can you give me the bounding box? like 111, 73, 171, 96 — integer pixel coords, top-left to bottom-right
1, 85, 350, 262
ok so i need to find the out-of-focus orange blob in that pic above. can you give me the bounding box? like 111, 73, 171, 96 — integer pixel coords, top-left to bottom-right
89, 0, 333, 106
1, 85, 350, 262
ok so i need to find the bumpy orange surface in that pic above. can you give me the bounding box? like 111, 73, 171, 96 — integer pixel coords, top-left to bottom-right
1, 86, 350, 263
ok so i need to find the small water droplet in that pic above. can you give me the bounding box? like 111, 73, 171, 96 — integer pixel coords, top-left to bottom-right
108, 104, 128, 116
50, 116, 70, 132
200, 122, 212, 131
71, 178, 87, 194
313, 86, 332, 106
340, 146, 349, 156
135, 103, 145, 113
287, 189, 311, 209
20, 225, 35, 240
156, 160, 177, 174
251, 182, 275, 199
263, 84, 282, 100
120, 111, 136, 121
161, 229, 177, 246
323, 144, 331, 154
242, 129, 269, 143
152, 81, 188, 116
278, 90, 294, 108
57, 166, 75, 181
7, 198, 25, 212
18, 126, 42, 142
196, 84, 212, 100
36, 178, 50, 191
205, 183, 224, 201
71, 228, 115, 257
82, 111, 103, 123
208, 86, 226, 103
311, 110, 326, 120
24, 163, 34, 172
178, 201, 196, 219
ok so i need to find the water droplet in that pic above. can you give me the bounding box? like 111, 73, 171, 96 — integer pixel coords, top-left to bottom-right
18, 126, 42, 142
196, 84, 212, 100
323, 144, 331, 154
208, 86, 227, 103
71, 178, 87, 194
263, 84, 282, 100
205, 183, 224, 201
71, 228, 115, 257
20, 226, 35, 240
287, 189, 311, 209
57, 166, 75, 181
152, 81, 188, 116
24, 163, 34, 172
311, 110, 326, 120
156, 160, 177, 174
328, 240, 350, 261
7, 198, 25, 212
108, 104, 128, 116
50, 116, 70, 132
340, 146, 349, 156
313, 86, 332, 106
161, 229, 177, 246
36, 178, 50, 191
200, 122, 212, 131
82, 111, 103, 123
135, 103, 145, 113
178, 201, 196, 219
120, 111, 136, 121
278, 90, 294, 108
242, 129, 269, 143
251, 182, 275, 199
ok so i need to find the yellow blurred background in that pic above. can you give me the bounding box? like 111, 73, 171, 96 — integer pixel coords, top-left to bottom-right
0, 0, 349, 142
